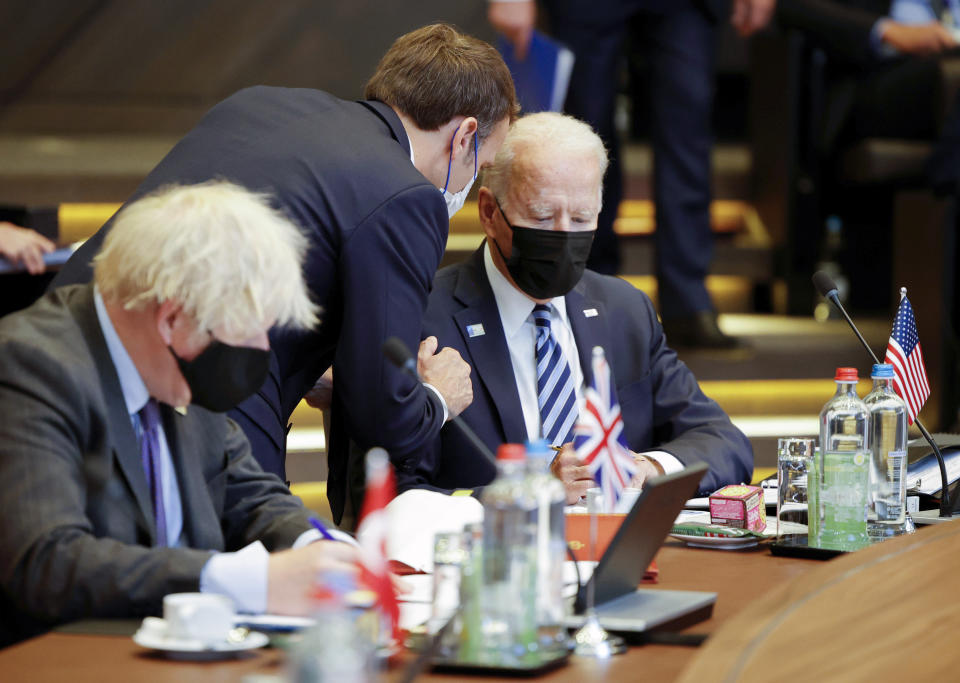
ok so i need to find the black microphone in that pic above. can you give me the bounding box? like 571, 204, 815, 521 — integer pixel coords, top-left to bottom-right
382, 337, 498, 468
812, 271, 957, 518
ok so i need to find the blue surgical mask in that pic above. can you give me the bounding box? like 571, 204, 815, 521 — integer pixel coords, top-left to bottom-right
440, 130, 478, 218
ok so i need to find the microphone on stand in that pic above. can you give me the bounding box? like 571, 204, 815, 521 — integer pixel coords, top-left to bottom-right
382, 337, 498, 469
812, 271, 957, 518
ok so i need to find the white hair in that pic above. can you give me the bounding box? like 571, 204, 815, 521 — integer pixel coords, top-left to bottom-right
483, 111, 608, 209
94, 180, 318, 338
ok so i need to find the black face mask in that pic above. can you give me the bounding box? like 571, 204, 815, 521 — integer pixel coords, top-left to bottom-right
493, 200, 595, 300
170, 339, 270, 413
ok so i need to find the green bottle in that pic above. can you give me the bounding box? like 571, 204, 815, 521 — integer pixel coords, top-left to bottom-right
816, 367, 870, 551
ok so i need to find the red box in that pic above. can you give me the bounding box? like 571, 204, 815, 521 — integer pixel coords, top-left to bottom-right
708, 485, 766, 532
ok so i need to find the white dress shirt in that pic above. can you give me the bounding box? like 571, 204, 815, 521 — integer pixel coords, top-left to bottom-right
482, 244, 683, 474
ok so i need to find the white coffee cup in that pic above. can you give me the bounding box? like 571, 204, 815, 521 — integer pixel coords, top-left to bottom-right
162, 593, 235, 646
615, 488, 642, 514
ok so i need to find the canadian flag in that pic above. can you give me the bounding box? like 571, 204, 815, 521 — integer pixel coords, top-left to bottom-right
356, 447, 400, 642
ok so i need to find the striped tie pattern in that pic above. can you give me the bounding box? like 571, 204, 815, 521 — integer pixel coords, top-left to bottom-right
533, 304, 578, 446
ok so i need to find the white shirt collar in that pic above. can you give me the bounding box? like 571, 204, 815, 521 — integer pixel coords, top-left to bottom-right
482, 242, 569, 337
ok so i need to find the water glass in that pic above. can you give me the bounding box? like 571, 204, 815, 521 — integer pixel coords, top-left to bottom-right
429, 530, 466, 635
777, 438, 815, 538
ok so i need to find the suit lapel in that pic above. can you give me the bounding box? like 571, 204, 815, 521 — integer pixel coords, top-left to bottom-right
566, 285, 610, 387
452, 249, 528, 443
71, 285, 156, 541
162, 406, 212, 549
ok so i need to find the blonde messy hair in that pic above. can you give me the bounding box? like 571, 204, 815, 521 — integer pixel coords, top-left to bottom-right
94, 181, 318, 338
483, 111, 608, 210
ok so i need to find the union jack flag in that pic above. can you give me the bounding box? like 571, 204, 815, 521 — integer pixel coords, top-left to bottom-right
356, 448, 400, 643
884, 294, 930, 424
573, 346, 639, 512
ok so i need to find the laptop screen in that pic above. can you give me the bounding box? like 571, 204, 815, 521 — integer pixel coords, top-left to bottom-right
575, 462, 709, 612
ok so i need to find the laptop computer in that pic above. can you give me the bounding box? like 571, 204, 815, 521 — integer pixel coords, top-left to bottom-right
563, 462, 717, 634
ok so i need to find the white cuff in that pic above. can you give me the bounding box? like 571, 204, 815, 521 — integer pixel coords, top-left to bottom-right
199, 541, 268, 614
423, 382, 450, 423
641, 450, 684, 475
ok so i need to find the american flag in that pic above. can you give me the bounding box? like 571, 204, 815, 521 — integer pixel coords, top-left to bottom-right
356, 448, 400, 642
884, 295, 930, 424
573, 346, 639, 513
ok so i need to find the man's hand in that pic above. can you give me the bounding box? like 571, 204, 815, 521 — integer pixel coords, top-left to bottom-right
417, 336, 473, 419
488, 0, 536, 60
304, 368, 334, 411
881, 21, 956, 55
731, 0, 776, 37
627, 453, 664, 490
0, 222, 55, 275
552, 443, 595, 504
266, 541, 359, 615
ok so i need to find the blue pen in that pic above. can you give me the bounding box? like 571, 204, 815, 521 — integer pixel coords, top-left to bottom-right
309, 516, 337, 541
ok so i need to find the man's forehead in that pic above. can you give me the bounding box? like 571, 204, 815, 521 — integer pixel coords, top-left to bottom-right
508, 155, 601, 204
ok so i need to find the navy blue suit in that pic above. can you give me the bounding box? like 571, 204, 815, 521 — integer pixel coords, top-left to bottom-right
543, 0, 721, 319
51, 87, 447, 523
401, 247, 753, 496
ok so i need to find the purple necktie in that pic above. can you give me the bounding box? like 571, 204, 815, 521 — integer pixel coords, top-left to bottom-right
139, 399, 168, 546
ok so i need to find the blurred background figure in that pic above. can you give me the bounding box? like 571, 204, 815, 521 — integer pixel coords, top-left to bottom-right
777, 0, 960, 191
489, 0, 775, 348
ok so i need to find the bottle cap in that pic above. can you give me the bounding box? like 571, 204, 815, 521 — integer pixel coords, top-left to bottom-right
524, 438, 553, 460
834, 367, 858, 382
496, 443, 526, 461
871, 363, 895, 379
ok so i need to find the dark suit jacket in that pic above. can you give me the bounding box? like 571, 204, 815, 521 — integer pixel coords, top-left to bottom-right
51, 87, 447, 522
777, 0, 889, 68
777, 0, 905, 151
0, 284, 313, 646
401, 248, 753, 496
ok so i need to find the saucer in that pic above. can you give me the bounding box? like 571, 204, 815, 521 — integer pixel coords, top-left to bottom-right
133, 617, 269, 660
669, 532, 759, 550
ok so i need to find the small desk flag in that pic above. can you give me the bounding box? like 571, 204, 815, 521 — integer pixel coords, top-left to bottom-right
356, 447, 400, 642
884, 293, 930, 424
573, 347, 639, 512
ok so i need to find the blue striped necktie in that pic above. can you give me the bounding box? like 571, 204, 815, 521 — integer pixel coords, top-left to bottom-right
532, 304, 578, 446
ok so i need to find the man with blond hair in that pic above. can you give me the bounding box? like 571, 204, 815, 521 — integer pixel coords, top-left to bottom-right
53, 24, 519, 526
0, 182, 359, 647
402, 113, 753, 500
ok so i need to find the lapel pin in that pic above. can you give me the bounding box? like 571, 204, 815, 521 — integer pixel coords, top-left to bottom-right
466, 323, 486, 338
583, 308, 598, 318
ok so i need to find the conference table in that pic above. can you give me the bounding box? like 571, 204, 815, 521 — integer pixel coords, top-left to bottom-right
2, 521, 956, 682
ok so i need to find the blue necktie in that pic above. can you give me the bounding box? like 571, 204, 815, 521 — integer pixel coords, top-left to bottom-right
138, 399, 168, 547
533, 304, 578, 446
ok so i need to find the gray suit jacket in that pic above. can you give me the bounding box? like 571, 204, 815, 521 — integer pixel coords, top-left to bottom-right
0, 284, 313, 646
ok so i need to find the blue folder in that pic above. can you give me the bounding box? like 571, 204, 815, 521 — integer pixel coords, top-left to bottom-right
496, 30, 574, 114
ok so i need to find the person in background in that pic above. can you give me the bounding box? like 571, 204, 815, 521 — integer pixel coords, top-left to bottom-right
0, 182, 362, 647
0, 221, 55, 274
50, 24, 518, 528
777, 0, 960, 190
404, 112, 753, 502
487, 0, 775, 348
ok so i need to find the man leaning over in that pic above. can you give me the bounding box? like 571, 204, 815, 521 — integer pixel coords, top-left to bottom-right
51, 24, 519, 527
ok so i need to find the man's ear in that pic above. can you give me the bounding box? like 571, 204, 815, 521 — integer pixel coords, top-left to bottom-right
154, 299, 182, 347
477, 187, 499, 240
450, 116, 479, 163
